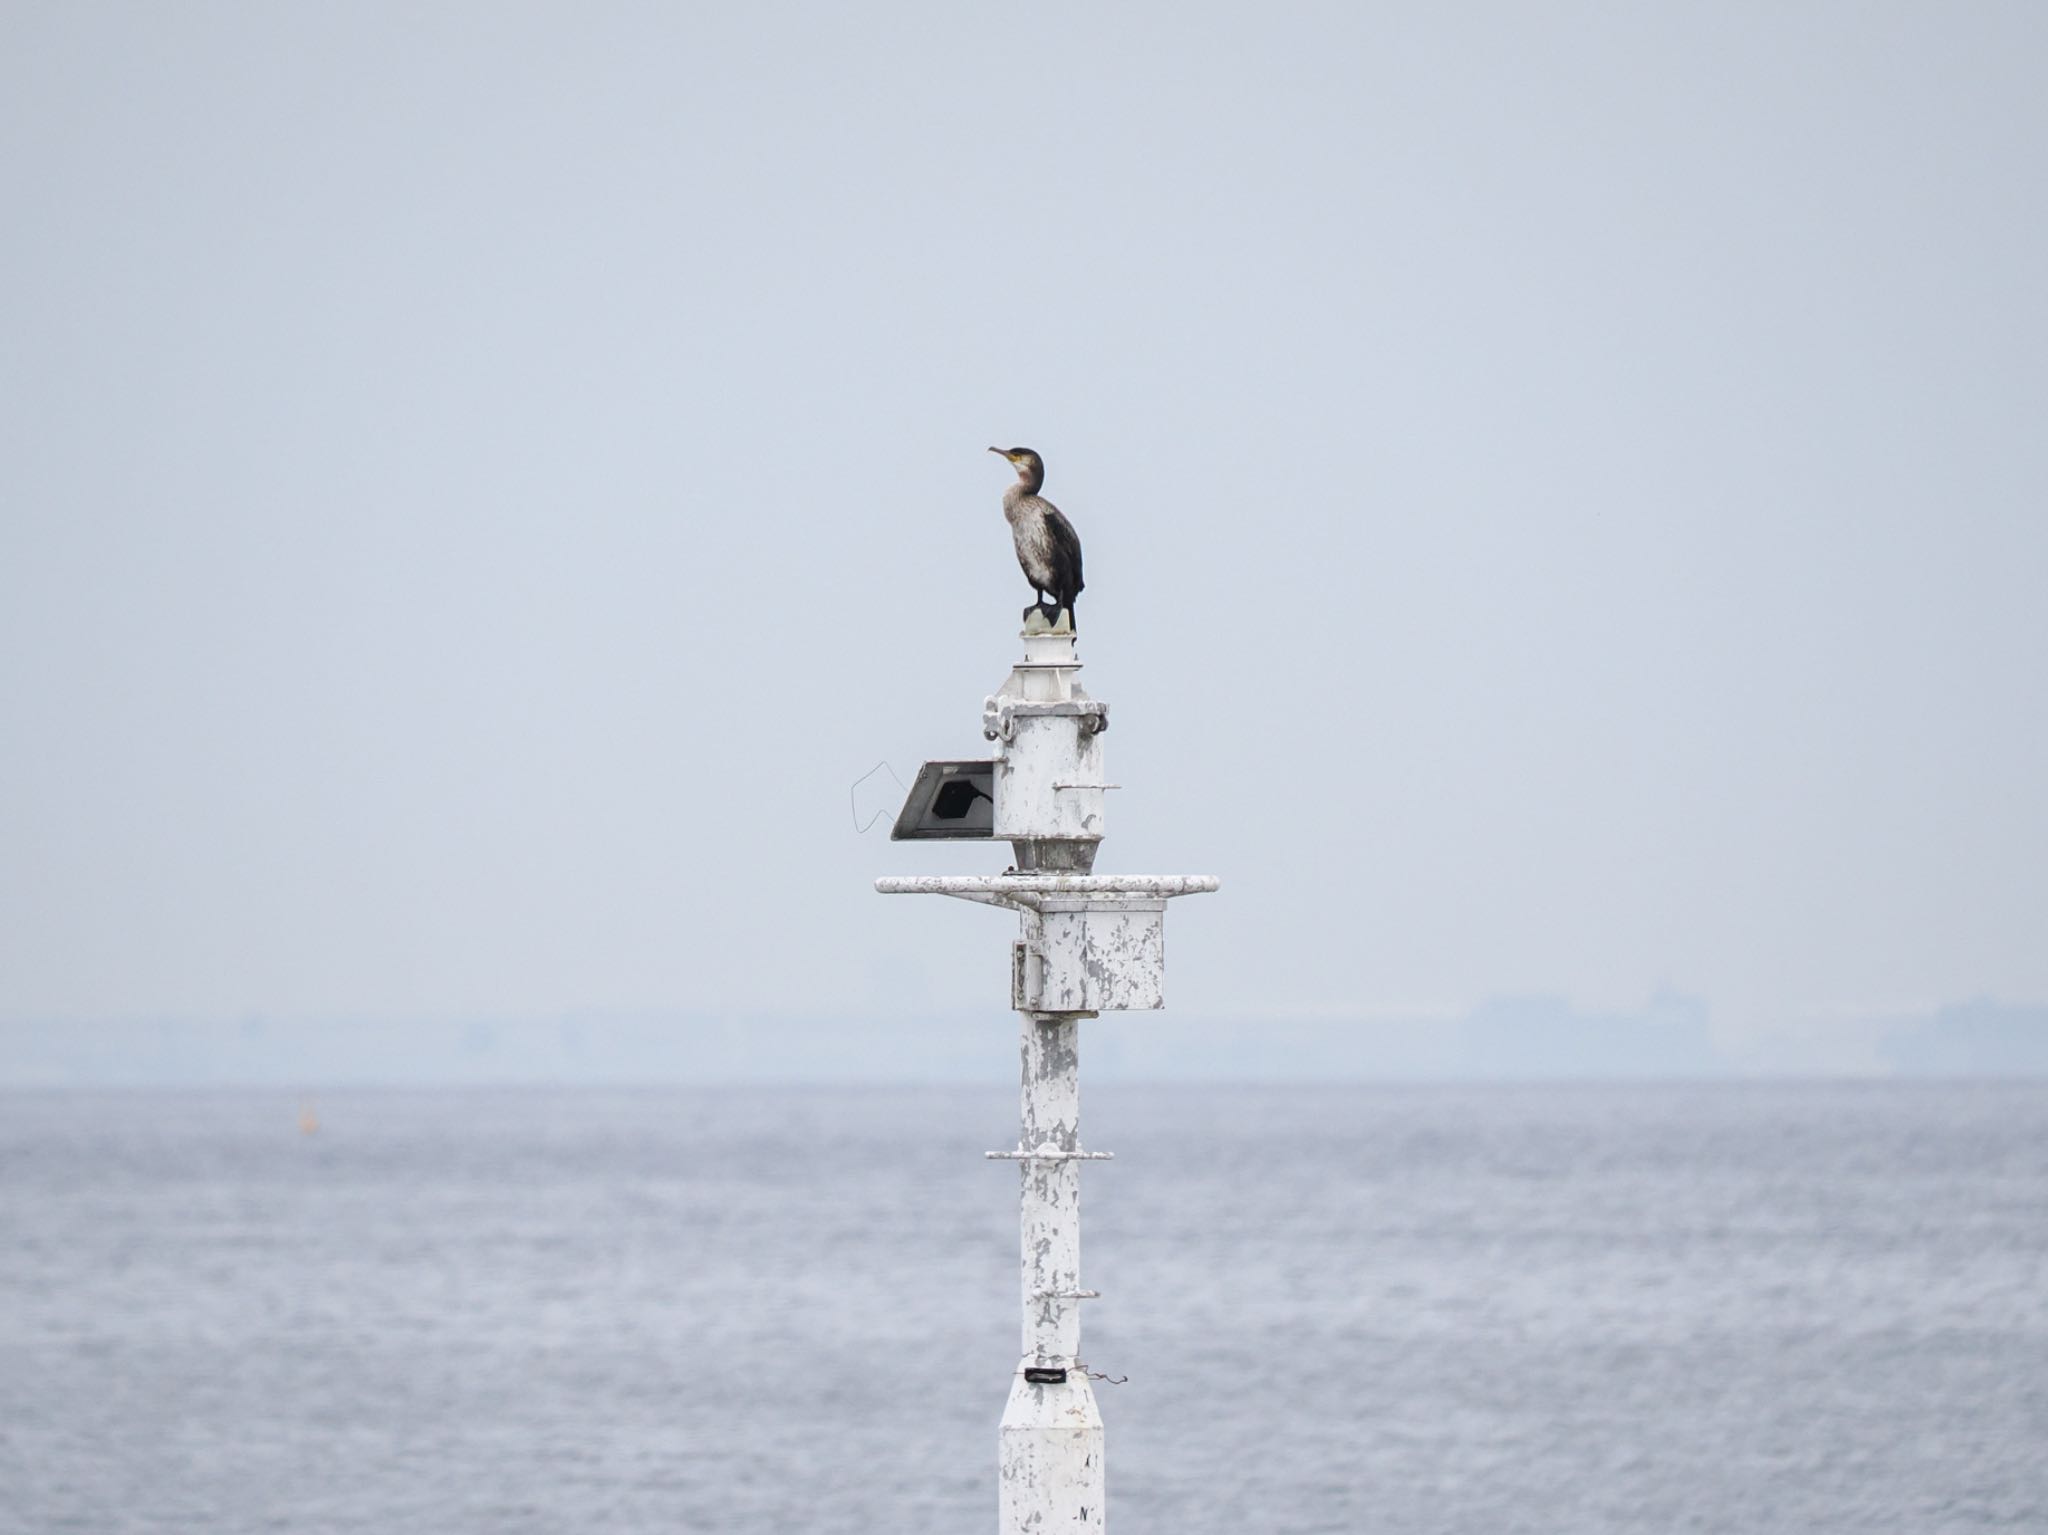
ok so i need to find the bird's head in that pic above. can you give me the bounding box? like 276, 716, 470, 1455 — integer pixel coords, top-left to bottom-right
988, 446, 1044, 487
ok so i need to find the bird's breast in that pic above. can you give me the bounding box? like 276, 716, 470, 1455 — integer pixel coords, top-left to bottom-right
1012, 517, 1052, 560
1006, 499, 1056, 582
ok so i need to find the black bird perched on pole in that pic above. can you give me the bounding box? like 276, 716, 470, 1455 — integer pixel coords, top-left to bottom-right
988, 446, 1085, 633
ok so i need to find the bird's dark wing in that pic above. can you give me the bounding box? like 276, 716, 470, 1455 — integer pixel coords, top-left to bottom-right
1044, 506, 1085, 597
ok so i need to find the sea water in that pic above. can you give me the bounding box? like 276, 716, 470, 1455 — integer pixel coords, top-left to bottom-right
2, 1082, 2043, 1533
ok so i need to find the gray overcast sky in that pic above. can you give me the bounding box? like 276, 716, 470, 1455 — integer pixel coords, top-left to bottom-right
2, 3, 2043, 1055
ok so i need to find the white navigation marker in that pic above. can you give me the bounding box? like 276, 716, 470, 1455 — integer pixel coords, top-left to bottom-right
878, 627, 1219, 1533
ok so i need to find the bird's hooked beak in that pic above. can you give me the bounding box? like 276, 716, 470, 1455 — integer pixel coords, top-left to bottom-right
987, 446, 1011, 459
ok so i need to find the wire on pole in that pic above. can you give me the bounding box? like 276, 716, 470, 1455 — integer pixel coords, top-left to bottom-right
849, 761, 907, 833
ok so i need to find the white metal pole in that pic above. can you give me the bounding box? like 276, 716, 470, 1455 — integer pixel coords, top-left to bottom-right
998, 1002, 1105, 1533
1020, 1010, 1083, 1365
875, 623, 1217, 1534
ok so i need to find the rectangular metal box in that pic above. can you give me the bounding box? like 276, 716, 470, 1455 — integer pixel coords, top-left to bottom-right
1012, 898, 1167, 1012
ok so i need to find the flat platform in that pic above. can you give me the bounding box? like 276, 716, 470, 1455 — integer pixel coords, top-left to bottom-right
868, 875, 1212, 900
875, 874, 1220, 898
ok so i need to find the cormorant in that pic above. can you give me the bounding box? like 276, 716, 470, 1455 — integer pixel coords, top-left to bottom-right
988, 446, 1085, 632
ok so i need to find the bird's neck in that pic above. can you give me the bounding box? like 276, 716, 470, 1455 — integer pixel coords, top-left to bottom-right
1011, 466, 1043, 497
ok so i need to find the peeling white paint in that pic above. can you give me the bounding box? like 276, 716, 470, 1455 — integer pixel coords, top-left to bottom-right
1030, 899, 1167, 1012
1000, 1359, 1105, 1534
993, 1010, 1104, 1532
876, 627, 1219, 1533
